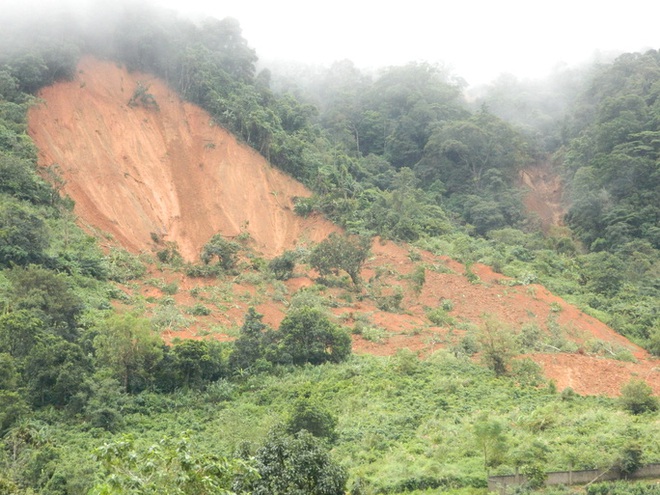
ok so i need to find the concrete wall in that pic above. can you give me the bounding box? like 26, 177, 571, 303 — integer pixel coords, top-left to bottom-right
488, 463, 660, 493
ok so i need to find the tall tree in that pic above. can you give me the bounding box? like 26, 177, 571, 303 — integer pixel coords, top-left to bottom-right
93, 314, 163, 393
230, 307, 270, 372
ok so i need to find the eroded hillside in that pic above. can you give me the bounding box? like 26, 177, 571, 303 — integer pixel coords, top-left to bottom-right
27, 57, 659, 397
28, 56, 335, 260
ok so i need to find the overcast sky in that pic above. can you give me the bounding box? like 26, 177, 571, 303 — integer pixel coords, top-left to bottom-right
6, 0, 660, 86
149, 0, 659, 86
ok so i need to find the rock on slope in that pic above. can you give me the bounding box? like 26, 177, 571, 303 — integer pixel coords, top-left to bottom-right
28, 56, 335, 260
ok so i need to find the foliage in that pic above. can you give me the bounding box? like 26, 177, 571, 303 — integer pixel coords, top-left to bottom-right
105, 248, 147, 282
0, 352, 659, 493
408, 264, 426, 294
426, 307, 455, 327
286, 396, 337, 441
24, 333, 91, 407
201, 234, 241, 271
168, 339, 227, 389
309, 233, 370, 287
0, 390, 29, 435
586, 481, 660, 495
186, 302, 211, 316
268, 250, 299, 281
93, 314, 163, 393
417, 109, 528, 194
473, 414, 508, 470
229, 307, 272, 373
150, 302, 191, 332
275, 306, 351, 365
239, 429, 347, 495
0, 309, 43, 359
617, 443, 644, 478
0, 154, 50, 204
619, 378, 659, 414
91, 434, 256, 494
127, 82, 159, 110
0, 199, 49, 266
5, 265, 82, 340
477, 316, 518, 376
563, 50, 660, 253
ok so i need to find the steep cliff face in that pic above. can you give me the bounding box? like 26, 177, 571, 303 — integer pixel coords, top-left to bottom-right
28, 56, 335, 260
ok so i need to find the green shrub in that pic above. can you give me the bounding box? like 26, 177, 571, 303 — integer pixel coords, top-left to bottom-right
161, 281, 178, 295
376, 287, 404, 312
408, 264, 426, 294
275, 306, 351, 365
151, 304, 191, 331
156, 242, 182, 265
427, 308, 455, 327
510, 358, 544, 387
269, 250, 298, 280
238, 429, 347, 495
451, 334, 479, 357
200, 234, 240, 270
106, 248, 146, 282
185, 303, 211, 316
464, 262, 479, 283
440, 298, 454, 311
620, 379, 659, 414
183, 262, 223, 278
309, 233, 371, 287
587, 481, 660, 495
127, 82, 159, 110
359, 325, 388, 344
477, 316, 518, 376
286, 397, 337, 441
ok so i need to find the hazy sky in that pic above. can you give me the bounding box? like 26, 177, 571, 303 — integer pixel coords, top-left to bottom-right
150, 0, 659, 86
7, 0, 660, 86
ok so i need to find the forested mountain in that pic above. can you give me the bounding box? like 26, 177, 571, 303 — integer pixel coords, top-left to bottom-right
0, 2, 658, 494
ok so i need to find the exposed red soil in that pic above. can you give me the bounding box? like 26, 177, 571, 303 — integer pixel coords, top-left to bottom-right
134, 238, 659, 397
28, 57, 659, 398
520, 161, 566, 231
28, 56, 336, 260
532, 353, 660, 396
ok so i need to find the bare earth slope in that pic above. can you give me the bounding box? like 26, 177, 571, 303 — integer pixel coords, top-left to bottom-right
28, 57, 659, 397
28, 56, 334, 260
520, 161, 566, 231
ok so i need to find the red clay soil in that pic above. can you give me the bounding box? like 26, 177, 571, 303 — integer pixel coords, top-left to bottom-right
349, 240, 659, 396
28, 57, 659, 398
520, 161, 566, 231
28, 56, 336, 260
531, 353, 660, 397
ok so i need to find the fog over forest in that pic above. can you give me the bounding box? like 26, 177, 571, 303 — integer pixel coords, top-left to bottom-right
7, 0, 660, 86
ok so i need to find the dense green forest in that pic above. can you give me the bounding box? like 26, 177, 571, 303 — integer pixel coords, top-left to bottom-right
0, 2, 658, 494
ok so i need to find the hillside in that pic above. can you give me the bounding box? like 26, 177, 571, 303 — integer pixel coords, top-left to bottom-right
28, 56, 335, 260
2, 4, 659, 491
27, 57, 659, 398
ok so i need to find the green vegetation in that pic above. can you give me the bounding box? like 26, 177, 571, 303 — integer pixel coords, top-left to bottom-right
92, 433, 256, 494
238, 428, 347, 495
1, 352, 658, 494
619, 378, 659, 415
309, 233, 371, 287
0, 2, 658, 494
